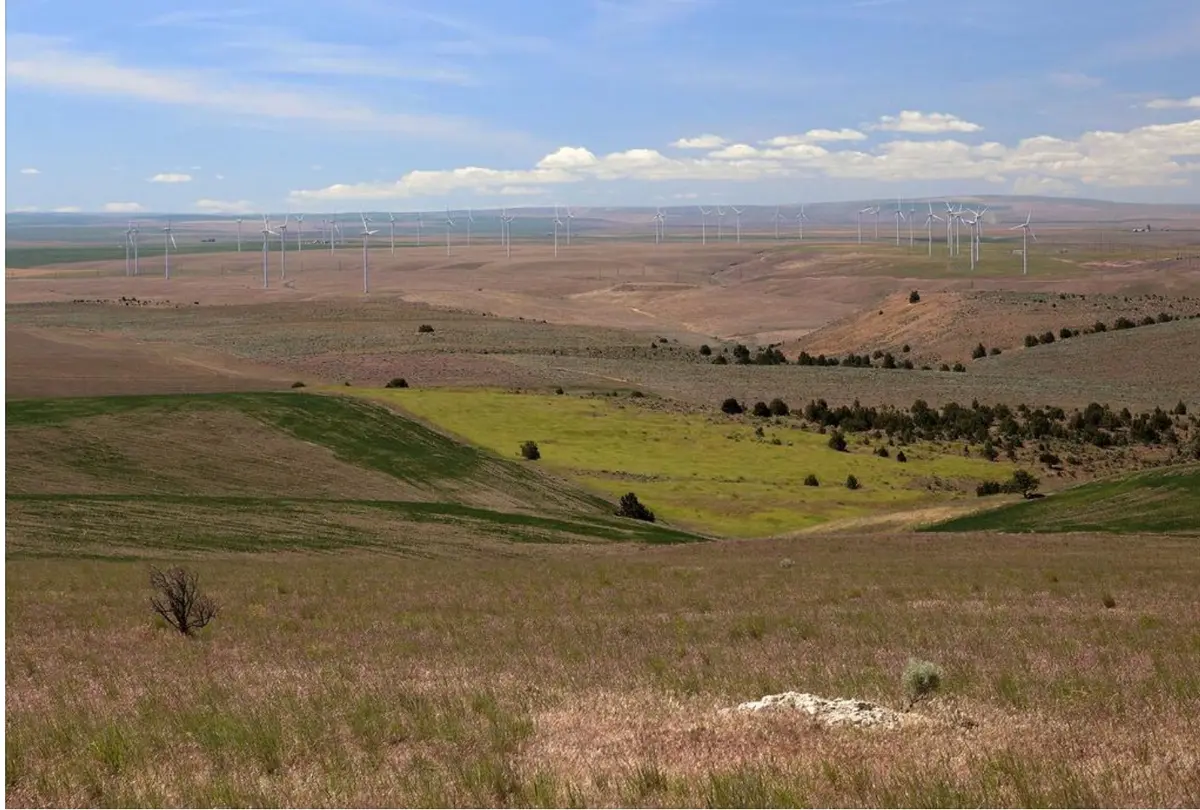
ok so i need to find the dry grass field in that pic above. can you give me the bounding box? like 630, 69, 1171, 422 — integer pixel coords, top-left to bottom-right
7, 228, 1200, 807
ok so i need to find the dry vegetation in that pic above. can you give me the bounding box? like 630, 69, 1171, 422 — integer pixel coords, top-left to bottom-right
7, 533, 1200, 807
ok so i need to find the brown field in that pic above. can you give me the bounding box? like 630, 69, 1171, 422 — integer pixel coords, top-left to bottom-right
8, 229, 1200, 807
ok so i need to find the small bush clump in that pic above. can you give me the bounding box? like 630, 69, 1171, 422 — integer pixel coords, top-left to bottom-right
902, 659, 943, 710
768, 398, 790, 417
290, 381, 306, 388
751, 401, 772, 418
720, 397, 744, 415
417, 324, 435, 333
699, 344, 712, 356
909, 290, 921, 304
519, 440, 541, 461
971, 343, 987, 359
845, 474, 861, 490
803, 474, 819, 487
149, 566, 218, 637
616, 492, 655, 522
827, 431, 848, 452
1101, 593, 1117, 609
896, 450, 907, 463
384, 377, 409, 389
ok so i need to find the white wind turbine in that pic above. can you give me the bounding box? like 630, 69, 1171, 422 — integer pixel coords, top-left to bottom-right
466, 208, 475, 247
388, 212, 397, 255
162, 220, 178, 279
892, 200, 905, 246
944, 202, 956, 256
971, 206, 989, 264
445, 208, 456, 256
731, 206, 744, 243
553, 205, 563, 256
502, 208, 515, 259
563, 206, 573, 246
908, 205, 916, 247
260, 215, 277, 289
329, 213, 338, 255
416, 211, 423, 246
857, 205, 873, 244
773, 206, 785, 241
1010, 211, 1036, 276
130, 222, 140, 276
360, 213, 379, 292
123, 222, 133, 276
872, 206, 881, 241
652, 207, 665, 244
962, 211, 979, 271
715, 206, 725, 241
698, 206, 710, 245
295, 214, 305, 257
924, 203, 943, 257
236, 217, 243, 252
278, 214, 289, 279
796, 205, 808, 240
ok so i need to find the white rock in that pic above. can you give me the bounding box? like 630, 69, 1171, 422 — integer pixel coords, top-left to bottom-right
727, 691, 908, 729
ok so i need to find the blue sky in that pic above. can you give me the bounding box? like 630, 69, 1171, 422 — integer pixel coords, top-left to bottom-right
6, 0, 1200, 214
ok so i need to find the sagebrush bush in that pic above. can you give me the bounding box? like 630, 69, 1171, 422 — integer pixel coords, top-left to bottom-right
519, 440, 541, 461
803, 474, 819, 487
751, 401, 772, 418
845, 474, 861, 490
149, 566, 218, 637
616, 492, 655, 522
768, 398, 790, 417
827, 431, 847, 452
720, 397, 744, 415
417, 324, 435, 333
909, 290, 920, 303
896, 450, 907, 463
902, 658, 943, 709
291, 381, 306, 388
385, 377, 409, 389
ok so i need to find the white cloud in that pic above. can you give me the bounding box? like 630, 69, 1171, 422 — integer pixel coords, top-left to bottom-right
761, 129, 867, 146
671, 134, 728, 149
149, 173, 193, 183
104, 202, 145, 213
1012, 176, 1077, 196
9, 206, 40, 212
195, 198, 255, 214
1145, 96, 1200, 109
872, 110, 983, 134
19, 167, 41, 175
215, 174, 226, 180
288, 116, 1200, 202
5, 34, 525, 145
673, 192, 699, 199
496, 186, 546, 196
51, 206, 82, 213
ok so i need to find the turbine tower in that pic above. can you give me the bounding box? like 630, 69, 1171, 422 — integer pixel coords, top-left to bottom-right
260, 215, 277, 289
466, 208, 475, 247
892, 200, 905, 246
162, 220, 177, 279
857, 206, 873, 245
236, 217, 243, 252
698, 206, 710, 245
563, 206, 573, 246
652, 207, 665, 244
872, 206, 881, 241
908, 206, 916, 247
796, 205, 808, 240
731, 206, 744, 244
416, 211, 423, 247
445, 208, 456, 256
944, 202, 956, 256
1010, 211, 1036, 276
773, 206, 785, 241
360, 213, 379, 292
388, 212, 397, 255
501, 208, 515, 259
924, 203, 943, 257
295, 214, 304, 258
278, 214, 289, 279
123, 222, 133, 276
553, 205, 563, 256
715, 206, 725, 241
130, 221, 140, 275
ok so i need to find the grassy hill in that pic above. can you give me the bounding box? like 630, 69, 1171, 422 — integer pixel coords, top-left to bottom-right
5, 392, 700, 557
925, 464, 1200, 534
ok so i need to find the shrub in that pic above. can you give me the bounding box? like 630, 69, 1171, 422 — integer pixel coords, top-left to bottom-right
803, 474, 819, 487
902, 659, 943, 710
150, 566, 218, 636
1024, 334, 1039, 348
1101, 593, 1117, 609
902, 359, 915, 370
1038, 451, 1062, 466
882, 352, 897, 369
417, 324, 435, 333
712, 355, 728, 365
751, 401, 772, 418
976, 480, 1003, 496
384, 377, 409, 389
1114, 316, 1136, 330
981, 440, 998, 461
1059, 327, 1073, 340
721, 397, 744, 415
1174, 400, 1188, 416
290, 381, 306, 388
902, 343, 911, 353
1039, 331, 1056, 345
845, 474, 861, 490
952, 362, 966, 373
519, 440, 541, 461
629, 390, 645, 398
768, 398, 790, 417
1093, 320, 1107, 332
939, 363, 951, 372
1140, 315, 1156, 326
827, 431, 847, 452
971, 343, 987, 359
555, 387, 564, 395
699, 344, 712, 356
875, 446, 890, 458
1005, 469, 1040, 498
989, 347, 1002, 356
909, 290, 921, 304
616, 492, 655, 522
896, 450, 907, 463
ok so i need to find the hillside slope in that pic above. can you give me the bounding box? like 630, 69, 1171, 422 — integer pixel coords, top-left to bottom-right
6, 392, 699, 556
925, 464, 1200, 534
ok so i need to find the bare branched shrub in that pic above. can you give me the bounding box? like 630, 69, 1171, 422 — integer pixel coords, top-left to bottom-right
150, 566, 218, 636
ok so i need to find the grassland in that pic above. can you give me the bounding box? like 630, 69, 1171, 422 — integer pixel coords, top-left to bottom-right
8, 531, 1200, 807
927, 464, 1200, 534
6, 242, 246, 269
361, 387, 1014, 537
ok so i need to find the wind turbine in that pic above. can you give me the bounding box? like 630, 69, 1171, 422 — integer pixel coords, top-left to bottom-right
715, 206, 725, 241
698, 206, 710, 245
892, 200, 905, 246
162, 220, 177, 279
260, 215, 277, 289
123, 222, 133, 276
553, 205, 563, 256
1011, 211, 1036, 276
971, 206, 989, 264
416, 211, 423, 247
563, 206, 573, 246
731, 206, 744, 243
908, 206, 916, 247
872, 206, 881, 241
501, 207, 515, 259
388, 212, 397, 255
773, 206, 785, 241
652, 207, 665, 244
924, 203, 943, 257
445, 208, 456, 256
944, 202, 956, 256
466, 208, 475, 247
236, 217, 243, 252
278, 214, 289, 279
329, 214, 337, 255
130, 222, 140, 276
857, 206, 873, 244
295, 214, 304, 258
359, 213, 379, 292
962, 211, 979, 270
796, 205, 808, 240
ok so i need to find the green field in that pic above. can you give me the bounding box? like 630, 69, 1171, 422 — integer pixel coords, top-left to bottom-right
926, 464, 1200, 534
361, 388, 1013, 536
5, 392, 700, 557
5, 242, 252, 269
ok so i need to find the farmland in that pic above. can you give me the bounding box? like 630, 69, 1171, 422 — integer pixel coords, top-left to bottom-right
7, 212, 1200, 807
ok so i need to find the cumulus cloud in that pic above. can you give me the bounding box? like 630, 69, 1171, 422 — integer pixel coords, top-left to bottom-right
761, 129, 866, 146
872, 110, 983, 134
1145, 96, 1200, 109
288, 117, 1200, 202
671, 134, 728, 149
52, 206, 81, 213
195, 198, 255, 214
1012, 176, 1077, 196
104, 202, 144, 212
20, 167, 41, 175
149, 173, 193, 183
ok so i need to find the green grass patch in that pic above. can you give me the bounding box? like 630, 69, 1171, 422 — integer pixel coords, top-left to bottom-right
6, 242, 244, 269
926, 464, 1200, 534
360, 388, 1012, 537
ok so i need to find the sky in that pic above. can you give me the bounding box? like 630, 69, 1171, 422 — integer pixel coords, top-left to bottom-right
5, 0, 1200, 214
